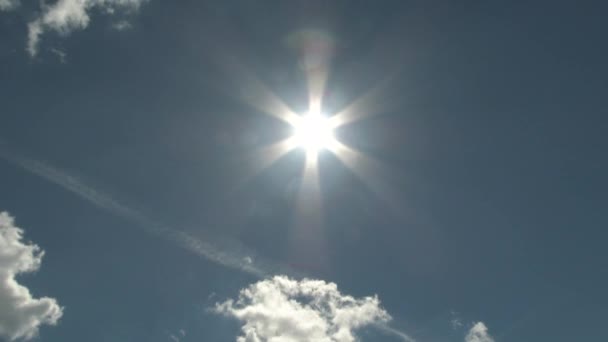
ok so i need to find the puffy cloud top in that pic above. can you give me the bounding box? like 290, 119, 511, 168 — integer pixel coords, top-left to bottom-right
465, 322, 495, 342
0, 212, 63, 341
215, 276, 391, 342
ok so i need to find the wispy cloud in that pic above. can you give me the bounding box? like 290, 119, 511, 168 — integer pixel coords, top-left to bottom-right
26, 0, 148, 56
0, 143, 290, 279
50, 47, 67, 63
375, 323, 417, 342
112, 20, 132, 31
450, 310, 463, 329
167, 329, 185, 342
0, 0, 19, 11
0, 212, 63, 341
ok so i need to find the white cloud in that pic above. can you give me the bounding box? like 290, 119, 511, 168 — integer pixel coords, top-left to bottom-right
465, 322, 495, 342
0, 212, 63, 341
27, 0, 147, 56
26, 21, 44, 58
215, 276, 391, 342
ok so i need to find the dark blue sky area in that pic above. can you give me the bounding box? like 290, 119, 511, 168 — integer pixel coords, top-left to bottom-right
1, 1, 607, 342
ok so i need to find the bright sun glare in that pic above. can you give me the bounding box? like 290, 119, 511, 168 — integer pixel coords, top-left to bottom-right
293, 111, 335, 152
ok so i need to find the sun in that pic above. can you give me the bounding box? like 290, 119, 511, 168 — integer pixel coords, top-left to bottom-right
292, 110, 335, 152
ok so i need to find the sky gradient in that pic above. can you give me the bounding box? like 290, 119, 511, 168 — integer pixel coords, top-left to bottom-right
1, 1, 607, 341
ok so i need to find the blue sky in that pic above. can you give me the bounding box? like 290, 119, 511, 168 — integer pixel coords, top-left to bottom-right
1, 1, 607, 341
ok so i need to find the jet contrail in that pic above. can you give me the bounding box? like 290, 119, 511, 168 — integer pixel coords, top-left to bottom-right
375, 323, 417, 342
0, 142, 414, 341
0, 142, 298, 279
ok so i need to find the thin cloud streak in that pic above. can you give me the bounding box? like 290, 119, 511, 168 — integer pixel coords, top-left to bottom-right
329, 140, 407, 217
328, 75, 399, 129
0, 143, 414, 341
375, 323, 417, 342
0, 143, 295, 279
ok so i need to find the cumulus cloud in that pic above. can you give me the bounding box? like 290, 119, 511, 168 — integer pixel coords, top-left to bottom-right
27, 0, 147, 56
215, 276, 391, 342
465, 322, 494, 342
0, 212, 63, 341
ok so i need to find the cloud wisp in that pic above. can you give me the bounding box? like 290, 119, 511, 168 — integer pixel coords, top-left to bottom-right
215, 276, 392, 342
0, 143, 295, 279
26, 0, 147, 56
0, 0, 19, 11
374, 323, 417, 342
0, 212, 63, 341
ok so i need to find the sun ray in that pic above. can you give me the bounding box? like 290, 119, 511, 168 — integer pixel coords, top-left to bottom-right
288, 149, 328, 273
328, 75, 400, 129
289, 29, 334, 126
220, 56, 301, 126
247, 136, 300, 174
306, 68, 329, 121
328, 139, 409, 218
226, 136, 299, 194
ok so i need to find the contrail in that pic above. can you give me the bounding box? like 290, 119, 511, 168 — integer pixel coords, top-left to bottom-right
0, 142, 297, 279
0, 142, 414, 341
375, 323, 417, 342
